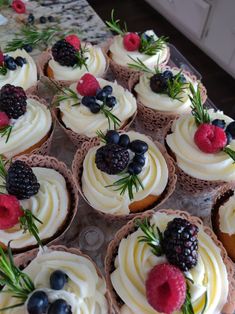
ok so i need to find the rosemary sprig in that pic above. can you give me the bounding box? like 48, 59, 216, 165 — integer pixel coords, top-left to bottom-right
182, 281, 195, 314
75, 45, 89, 71
135, 218, 163, 256
100, 102, 121, 130
166, 71, 187, 102
53, 86, 80, 107
20, 209, 43, 248
96, 130, 107, 143
0, 155, 8, 181
0, 125, 13, 143
127, 56, 154, 74
139, 35, 168, 56
0, 244, 35, 311
0, 65, 7, 76
189, 83, 210, 125
106, 9, 127, 36
223, 147, 235, 163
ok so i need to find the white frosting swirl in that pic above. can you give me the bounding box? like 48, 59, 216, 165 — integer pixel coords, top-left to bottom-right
0, 98, 52, 158
135, 69, 198, 113
0, 49, 37, 90
111, 212, 229, 314
0, 167, 69, 249
0, 249, 108, 314
48, 43, 107, 81
219, 194, 235, 235
109, 32, 168, 68
166, 109, 235, 181
59, 78, 137, 137
82, 131, 168, 215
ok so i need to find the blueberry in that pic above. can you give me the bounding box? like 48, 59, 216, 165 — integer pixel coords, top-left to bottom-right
27, 291, 49, 314
4, 54, 10, 62
133, 154, 145, 167
23, 44, 33, 53
102, 85, 113, 95
39, 16, 47, 24
5, 57, 17, 70
15, 56, 26, 67
50, 270, 68, 290
226, 121, 235, 139
226, 131, 233, 145
105, 130, 120, 144
129, 140, 148, 155
48, 299, 72, 314
141, 32, 154, 44
118, 134, 130, 147
89, 103, 101, 113
179, 74, 187, 83
48, 15, 55, 22
96, 89, 107, 101
81, 96, 96, 107
106, 96, 117, 108
28, 13, 35, 24
163, 70, 173, 81
128, 162, 142, 175
212, 119, 226, 129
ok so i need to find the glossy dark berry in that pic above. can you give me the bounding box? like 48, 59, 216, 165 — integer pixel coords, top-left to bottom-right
226, 131, 233, 145
102, 85, 113, 95
106, 96, 117, 108
96, 89, 107, 101
226, 121, 235, 139
89, 102, 100, 113
4, 55, 10, 62
48, 299, 72, 314
179, 74, 187, 83
15, 56, 26, 67
39, 16, 47, 24
212, 119, 226, 129
52, 40, 77, 67
81, 96, 96, 107
128, 162, 142, 175
141, 32, 155, 44
163, 70, 173, 81
133, 154, 145, 167
118, 134, 130, 148
163, 218, 199, 271
27, 13, 35, 24
95, 144, 129, 175
6, 160, 40, 200
27, 291, 49, 314
105, 130, 120, 144
5, 57, 17, 70
50, 270, 68, 290
129, 140, 148, 155
150, 73, 168, 93
48, 15, 55, 22
23, 44, 33, 53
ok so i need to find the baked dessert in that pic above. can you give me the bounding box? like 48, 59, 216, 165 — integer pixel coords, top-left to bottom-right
106, 11, 170, 86
37, 34, 107, 82
166, 84, 235, 194
0, 245, 109, 313
0, 154, 78, 252
72, 130, 176, 217
0, 48, 37, 91
54, 73, 137, 147
105, 209, 235, 314
0, 84, 53, 157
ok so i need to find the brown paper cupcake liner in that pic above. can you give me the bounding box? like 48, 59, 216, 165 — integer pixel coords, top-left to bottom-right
71, 133, 177, 222
8, 154, 79, 253
105, 209, 235, 314
14, 245, 112, 313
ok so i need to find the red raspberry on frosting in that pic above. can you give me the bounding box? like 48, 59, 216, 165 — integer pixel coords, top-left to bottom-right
0, 51, 4, 67
194, 123, 227, 153
123, 33, 141, 51
0, 112, 10, 128
76, 73, 100, 96
0, 195, 23, 230
146, 263, 186, 314
65, 34, 81, 50
12, 0, 26, 14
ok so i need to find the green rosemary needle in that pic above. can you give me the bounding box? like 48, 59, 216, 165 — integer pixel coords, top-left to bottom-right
0, 66, 7, 76
106, 9, 127, 36
0, 125, 13, 143
139, 35, 168, 56
189, 83, 210, 125
20, 209, 43, 248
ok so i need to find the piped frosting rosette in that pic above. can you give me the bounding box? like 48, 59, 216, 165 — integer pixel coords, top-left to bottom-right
0, 245, 111, 313
105, 209, 235, 314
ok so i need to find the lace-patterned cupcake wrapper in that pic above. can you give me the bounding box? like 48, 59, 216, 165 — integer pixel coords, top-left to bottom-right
105, 209, 235, 314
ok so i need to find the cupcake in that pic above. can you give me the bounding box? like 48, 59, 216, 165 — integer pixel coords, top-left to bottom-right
0, 245, 110, 313
105, 209, 235, 314
0, 154, 78, 252
37, 34, 107, 83
106, 11, 170, 87
72, 130, 176, 218
212, 184, 235, 262
0, 84, 53, 157
128, 64, 207, 142
54, 73, 137, 148
0, 48, 37, 92
165, 84, 235, 195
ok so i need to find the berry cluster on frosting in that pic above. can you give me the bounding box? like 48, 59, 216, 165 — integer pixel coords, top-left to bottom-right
136, 216, 201, 313
0, 50, 27, 75
95, 130, 148, 200
0, 84, 28, 142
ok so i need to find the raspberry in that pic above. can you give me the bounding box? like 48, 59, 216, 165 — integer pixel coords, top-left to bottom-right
123, 33, 141, 51
12, 0, 26, 14
0, 195, 23, 230
65, 34, 81, 50
0, 51, 4, 67
146, 263, 186, 314
194, 123, 227, 154
0, 112, 10, 128
76, 73, 100, 96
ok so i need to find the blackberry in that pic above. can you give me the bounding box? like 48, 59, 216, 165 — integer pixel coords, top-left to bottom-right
52, 39, 77, 67
6, 160, 40, 200
163, 218, 199, 271
0, 84, 27, 119
150, 73, 168, 93
95, 144, 129, 175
